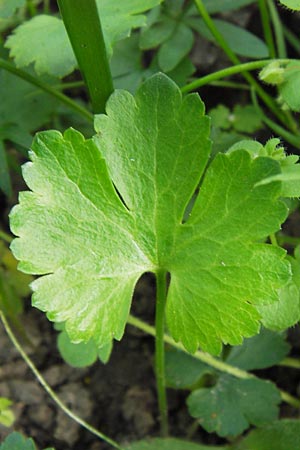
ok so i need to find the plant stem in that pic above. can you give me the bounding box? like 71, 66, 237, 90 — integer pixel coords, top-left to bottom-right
267, 0, 287, 58
181, 58, 290, 93
258, 0, 276, 58
26, 0, 37, 16
0, 310, 124, 450
192, 0, 292, 129
155, 269, 169, 437
127, 315, 300, 408
0, 230, 12, 244
283, 26, 300, 55
57, 0, 113, 114
270, 233, 278, 246
251, 88, 300, 147
280, 357, 300, 369
0, 58, 93, 122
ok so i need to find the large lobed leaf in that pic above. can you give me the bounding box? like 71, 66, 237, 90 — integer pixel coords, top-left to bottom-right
10, 74, 290, 354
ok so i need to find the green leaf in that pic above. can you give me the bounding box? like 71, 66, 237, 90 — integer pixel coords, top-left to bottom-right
139, 17, 175, 49
0, 67, 59, 132
209, 105, 231, 130
0, 0, 25, 19
165, 348, 213, 389
5, 15, 77, 77
188, 18, 268, 58
157, 23, 194, 71
202, 0, 255, 13
57, 326, 112, 367
231, 105, 262, 134
0, 397, 14, 427
98, 0, 163, 49
257, 255, 300, 330
126, 438, 226, 450
255, 165, 300, 197
278, 0, 300, 10
187, 376, 280, 437
5, 1, 162, 77
226, 328, 290, 370
238, 419, 300, 450
0, 432, 37, 450
10, 74, 290, 355
278, 62, 300, 112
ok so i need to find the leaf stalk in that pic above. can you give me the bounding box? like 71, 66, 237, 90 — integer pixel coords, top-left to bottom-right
155, 269, 169, 437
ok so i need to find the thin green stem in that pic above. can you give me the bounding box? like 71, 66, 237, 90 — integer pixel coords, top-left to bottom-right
277, 234, 300, 247
26, 0, 37, 16
43, 0, 50, 13
270, 233, 278, 246
258, 0, 276, 58
268, 0, 287, 58
280, 357, 300, 369
181, 58, 290, 93
127, 315, 300, 408
0, 58, 93, 122
0, 310, 124, 450
192, 0, 292, 128
54, 81, 85, 90
209, 80, 250, 90
155, 270, 168, 437
57, 0, 113, 113
0, 230, 12, 244
283, 26, 300, 55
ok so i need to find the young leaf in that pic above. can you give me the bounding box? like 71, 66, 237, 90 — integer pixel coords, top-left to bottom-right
187, 376, 280, 437
278, 62, 300, 112
10, 74, 290, 355
126, 438, 226, 450
226, 328, 290, 370
278, 0, 300, 10
238, 419, 300, 450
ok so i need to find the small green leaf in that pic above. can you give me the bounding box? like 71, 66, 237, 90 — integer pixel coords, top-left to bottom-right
98, 0, 163, 50
10, 74, 290, 355
0, 0, 25, 19
255, 165, 300, 197
257, 255, 300, 330
139, 17, 175, 49
188, 18, 268, 58
226, 328, 290, 370
238, 419, 300, 450
187, 376, 280, 437
5, 15, 77, 77
209, 105, 231, 130
278, 62, 300, 112
0, 432, 37, 450
158, 23, 194, 72
126, 438, 226, 450
165, 348, 213, 389
231, 105, 262, 134
0, 397, 14, 427
278, 0, 300, 10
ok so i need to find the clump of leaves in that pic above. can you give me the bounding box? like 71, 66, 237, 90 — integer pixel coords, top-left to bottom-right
10, 74, 291, 355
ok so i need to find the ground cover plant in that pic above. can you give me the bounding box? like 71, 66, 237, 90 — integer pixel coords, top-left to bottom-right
1, 0, 300, 448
